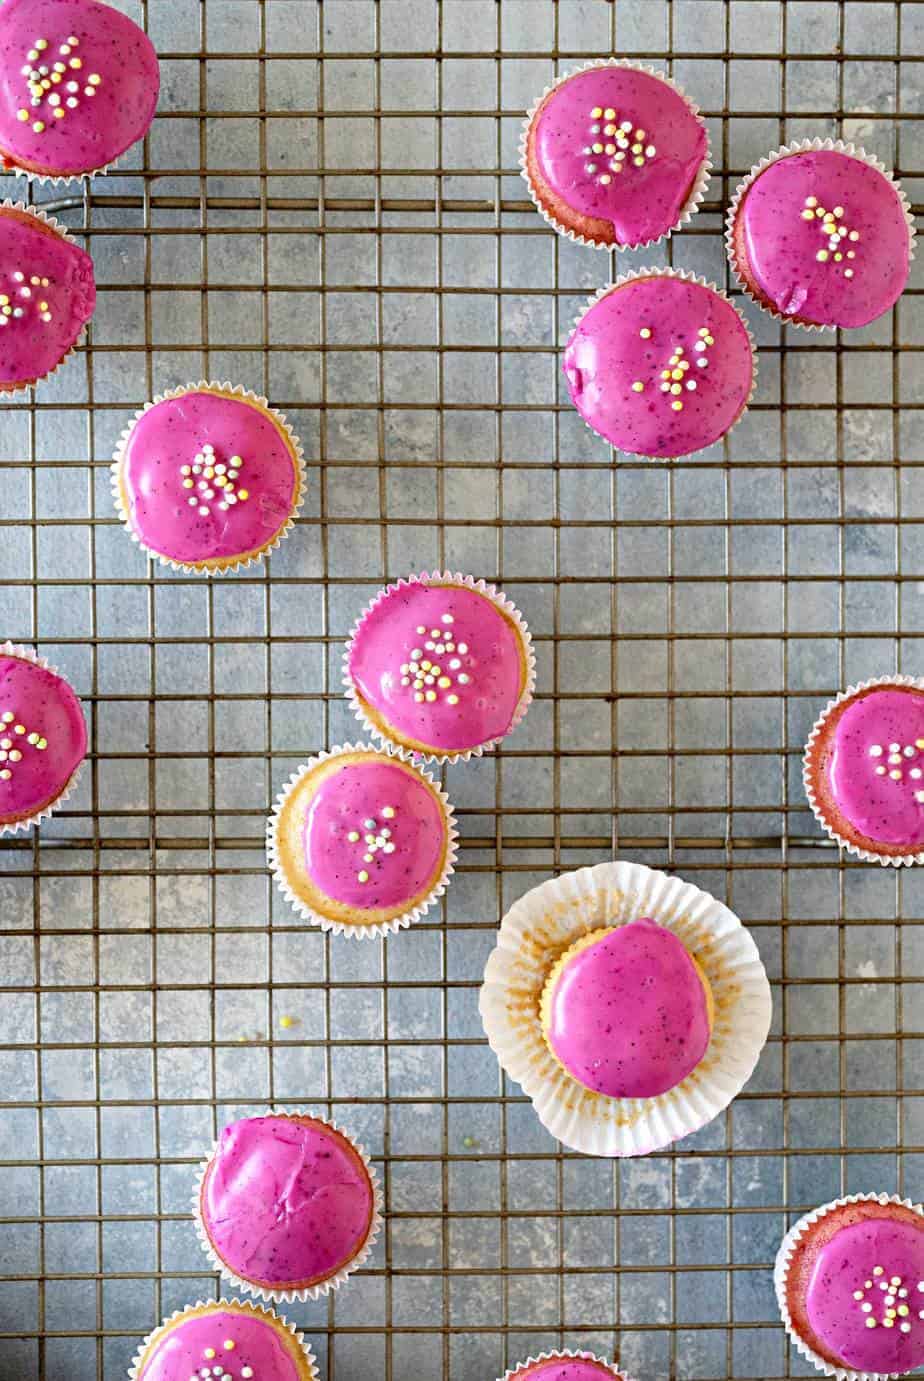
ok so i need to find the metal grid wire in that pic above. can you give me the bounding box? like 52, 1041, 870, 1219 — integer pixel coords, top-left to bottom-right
0, 0, 922, 1377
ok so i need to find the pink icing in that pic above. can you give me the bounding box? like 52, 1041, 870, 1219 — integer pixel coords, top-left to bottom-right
137, 1306, 304, 1381
119, 392, 299, 566
348, 581, 525, 753
804, 1216, 924, 1374
738, 150, 910, 328
544, 918, 710, 1100
562, 277, 753, 459
303, 757, 445, 910
0, 653, 86, 823
0, 209, 94, 386
201, 1115, 373, 1289
532, 66, 706, 245
518, 1361, 619, 1381
0, 0, 159, 176
828, 688, 924, 848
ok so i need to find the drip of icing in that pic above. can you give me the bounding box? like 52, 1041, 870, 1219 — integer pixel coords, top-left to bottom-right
0, 654, 86, 821
0, 209, 94, 385
828, 688, 924, 847
136, 1306, 304, 1381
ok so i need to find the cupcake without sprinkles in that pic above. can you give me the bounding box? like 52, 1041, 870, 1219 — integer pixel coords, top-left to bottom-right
129, 1299, 318, 1381
502, 1353, 636, 1381
0, 642, 86, 833
0, 0, 160, 180
521, 59, 709, 249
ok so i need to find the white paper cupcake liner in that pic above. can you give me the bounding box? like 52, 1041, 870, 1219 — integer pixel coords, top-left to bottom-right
480, 859, 772, 1158
128, 1297, 319, 1381
110, 381, 306, 575
501, 1351, 636, 1381
0, 640, 85, 837
0, 200, 91, 393
192, 1107, 384, 1303
775, 1192, 924, 1381
266, 741, 458, 938
519, 58, 712, 251
565, 267, 759, 462
342, 570, 536, 764
726, 139, 917, 333
803, 675, 924, 867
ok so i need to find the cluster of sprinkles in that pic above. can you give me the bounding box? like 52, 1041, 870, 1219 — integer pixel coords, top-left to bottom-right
802, 196, 859, 278
0, 271, 53, 328
583, 105, 655, 185
0, 711, 47, 783
868, 739, 924, 803
346, 805, 397, 885
399, 613, 469, 707
630, 325, 712, 411
851, 1267, 924, 1332
189, 1336, 254, 1381
17, 36, 102, 133
180, 445, 249, 516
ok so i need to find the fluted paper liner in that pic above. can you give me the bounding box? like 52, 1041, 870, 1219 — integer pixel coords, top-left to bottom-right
343, 571, 536, 764
803, 675, 924, 867
128, 1298, 319, 1381
480, 860, 772, 1157
111, 381, 306, 574
520, 58, 712, 251
775, 1192, 924, 1381
0, 640, 85, 836
726, 139, 917, 333
192, 1107, 383, 1303
502, 1350, 636, 1380
0, 200, 91, 393
267, 741, 458, 938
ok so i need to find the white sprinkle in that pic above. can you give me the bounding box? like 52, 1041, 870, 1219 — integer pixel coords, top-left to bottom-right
457, 642, 468, 654
869, 744, 883, 756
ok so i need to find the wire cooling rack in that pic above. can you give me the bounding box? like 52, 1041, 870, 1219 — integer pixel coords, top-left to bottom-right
0, 1, 922, 1378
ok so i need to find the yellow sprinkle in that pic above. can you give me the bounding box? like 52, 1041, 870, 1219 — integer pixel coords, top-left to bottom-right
801, 208, 816, 220
603, 107, 616, 120
633, 156, 645, 166
357, 870, 369, 883
32, 120, 44, 133
437, 676, 451, 687
35, 39, 48, 51
634, 128, 645, 140
631, 380, 644, 393
599, 173, 611, 184
849, 229, 860, 241
670, 383, 682, 395
832, 205, 844, 218
382, 805, 396, 819
671, 400, 683, 411
883, 1318, 895, 1329
16, 109, 28, 122
815, 207, 826, 218
631, 142, 642, 154
804, 195, 818, 208
890, 769, 903, 780
223, 1339, 236, 1351
816, 250, 829, 262
834, 252, 843, 262
604, 123, 616, 136
866, 1318, 877, 1329
639, 327, 651, 339
88, 74, 101, 86
425, 690, 437, 702
69, 56, 82, 68
590, 106, 602, 118
671, 369, 683, 381
591, 142, 603, 154
237, 489, 249, 501
661, 370, 671, 380
604, 143, 615, 155
204, 1349, 216, 1360
898, 1305, 910, 1317
447, 694, 459, 705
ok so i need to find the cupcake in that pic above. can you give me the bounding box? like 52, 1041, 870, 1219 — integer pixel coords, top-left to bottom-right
480, 860, 772, 1157
503, 1353, 635, 1381
728, 140, 915, 330
0, 642, 86, 834
0, 201, 94, 391
562, 269, 756, 459
0, 0, 159, 181
112, 383, 305, 573
195, 1111, 382, 1301
776, 1193, 924, 1379
521, 59, 709, 249
803, 676, 924, 865
129, 1299, 318, 1381
344, 572, 534, 762
267, 743, 457, 937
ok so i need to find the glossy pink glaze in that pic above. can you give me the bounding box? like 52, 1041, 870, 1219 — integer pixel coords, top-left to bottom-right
0, 209, 94, 385
137, 1306, 304, 1381
0, 653, 86, 823
562, 277, 753, 458
201, 1115, 373, 1288
348, 581, 525, 753
119, 392, 299, 565
738, 150, 910, 327
532, 66, 706, 246
0, 0, 159, 176
804, 1217, 924, 1374
516, 1360, 619, 1381
828, 689, 924, 848
304, 757, 446, 910
545, 918, 710, 1099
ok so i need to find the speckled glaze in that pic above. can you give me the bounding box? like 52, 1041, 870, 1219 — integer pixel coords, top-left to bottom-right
562, 275, 754, 459
512, 1360, 621, 1381
543, 918, 711, 1099
827, 688, 924, 849
0, 651, 86, 824
734, 149, 911, 328
0, 206, 94, 387
0, 0, 159, 177
200, 1115, 374, 1291
117, 389, 300, 567
135, 1304, 308, 1381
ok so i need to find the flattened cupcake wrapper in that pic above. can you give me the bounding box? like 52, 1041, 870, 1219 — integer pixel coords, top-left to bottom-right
266, 741, 459, 938
127, 1297, 319, 1381
342, 570, 536, 764
803, 674, 924, 867
479, 859, 772, 1158
501, 1351, 636, 1381
567, 267, 759, 462
726, 139, 917, 334
0, 639, 84, 837
519, 58, 712, 252
191, 1106, 384, 1304
110, 381, 306, 575
0, 199, 90, 393
775, 1192, 924, 1381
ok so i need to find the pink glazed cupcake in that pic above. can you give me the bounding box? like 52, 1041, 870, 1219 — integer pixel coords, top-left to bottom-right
195, 1112, 382, 1301
503, 1354, 635, 1381
562, 270, 756, 459
0, 0, 159, 180
0, 642, 86, 833
129, 1299, 318, 1381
